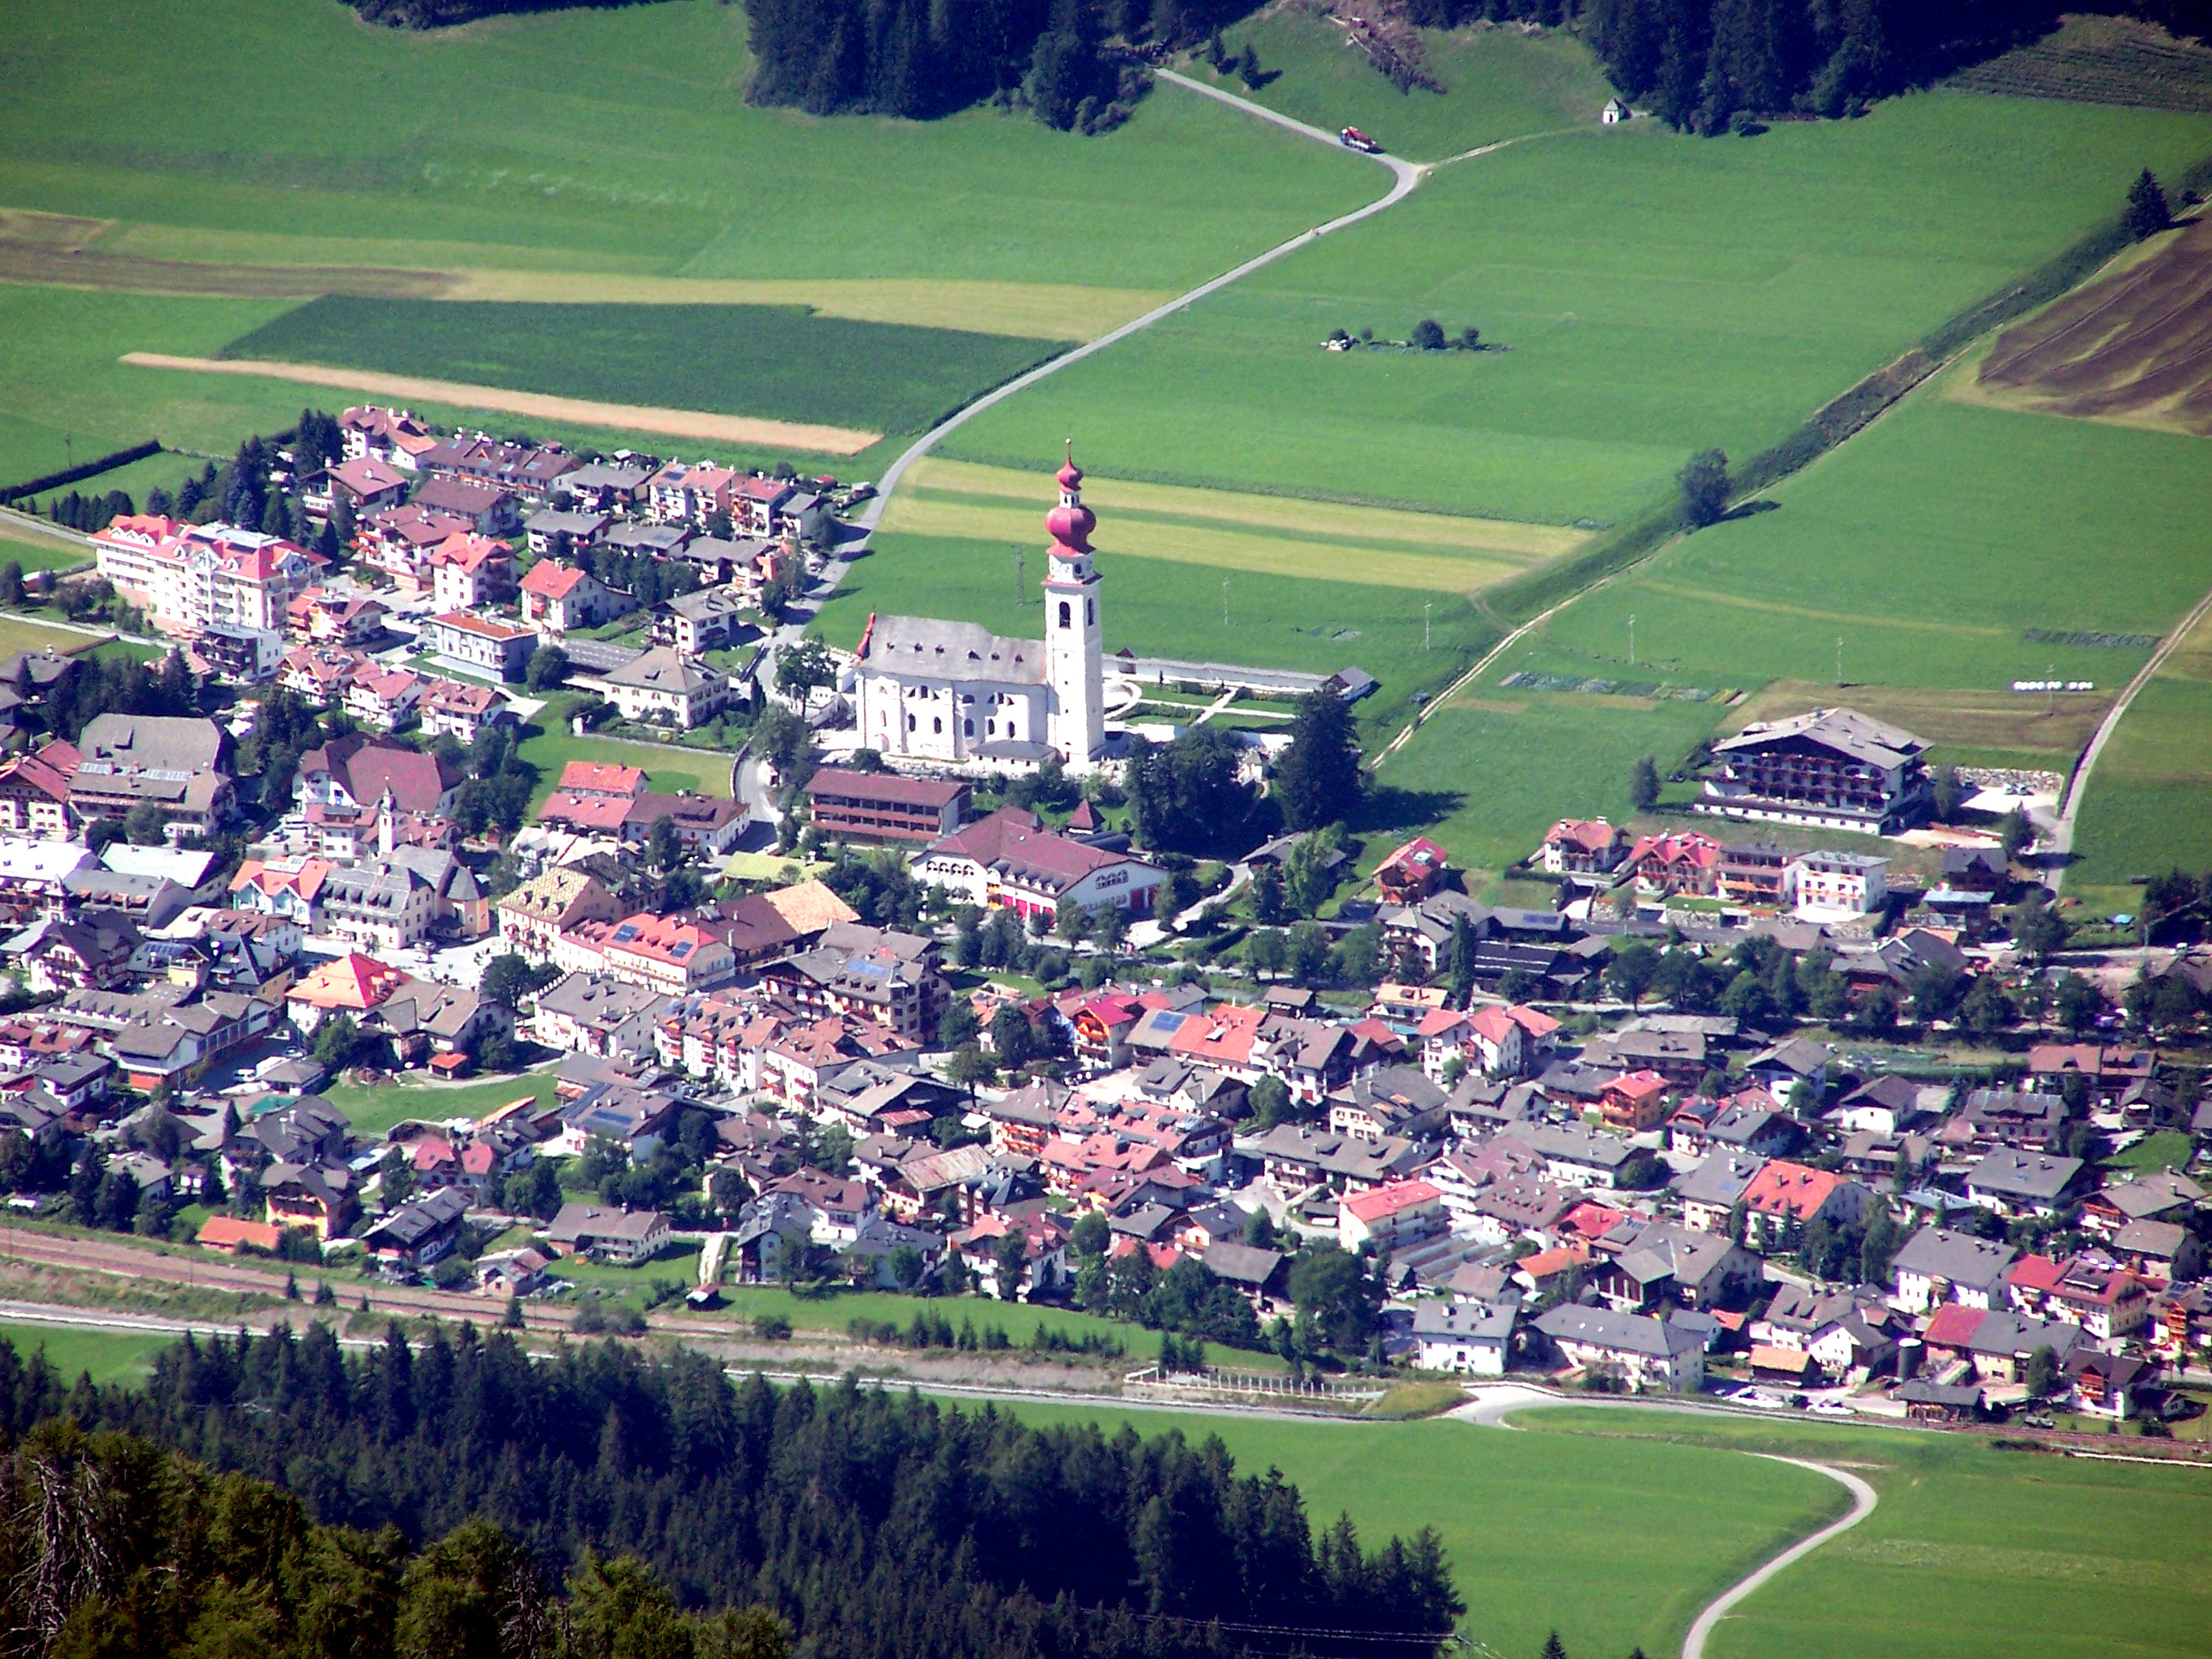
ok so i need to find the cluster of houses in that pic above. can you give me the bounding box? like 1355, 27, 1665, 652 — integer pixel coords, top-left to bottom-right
86, 405, 844, 733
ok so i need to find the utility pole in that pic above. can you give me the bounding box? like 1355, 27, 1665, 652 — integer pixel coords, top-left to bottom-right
1835, 636, 1844, 686
1627, 613, 1636, 668
2047, 661, 2055, 714
1222, 579, 1230, 628
1013, 547, 1024, 605
1424, 601, 1432, 651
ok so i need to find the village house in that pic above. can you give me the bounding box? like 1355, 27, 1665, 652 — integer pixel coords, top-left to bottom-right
1696, 706, 1931, 834
655, 584, 749, 657
422, 611, 536, 682
1533, 1304, 1704, 1393
1536, 818, 1629, 876
428, 532, 518, 613
807, 768, 969, 845
1413, 1299, 1518, 1375
1375, 836, 1449, 904
1628, 832, 1723, 896
1788, 850, 1890, 922
519, 561, 635, 635
1892, 1226, 2017, 1311
410, 475, 521, 538
912, 805, 1161, 920
91, 515, 322, 640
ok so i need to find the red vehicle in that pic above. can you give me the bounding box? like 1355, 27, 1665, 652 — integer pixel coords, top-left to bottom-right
1339, 126, 1381, 153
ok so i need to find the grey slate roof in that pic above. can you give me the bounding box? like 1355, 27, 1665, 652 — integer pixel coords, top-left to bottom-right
1534, 1303, 1701, 1359
1891, 1225, 2015, 1289
1966, 1148, 2085, 1203
863, 615, 1044, 685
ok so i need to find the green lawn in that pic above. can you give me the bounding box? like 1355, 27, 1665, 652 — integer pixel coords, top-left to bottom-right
945, 94, 2212, 525
0, 1321, 173, 1385
2103, 1131, 2196, 1174
222, 297, 1071, 437
322, 1067, 559, 1139
0, 525, 94, 575
684, 1284, 1273, 1372
516, 708, 733, 809
1514, 1406, 2212, 1659
969, 1399, 1844, 1659
1186, 13, 1617, 162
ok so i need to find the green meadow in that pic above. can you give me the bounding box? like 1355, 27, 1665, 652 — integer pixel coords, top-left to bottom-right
945, 94, 2212, 525
1186, 12, 1617, 161
222, 296, 1071, 438
0, 1322, 173, 1386
322, 1067, 559, 1139
1372, 387, 2212, 877
1516, 1407, 2212, 1659
2070, 597, 2212, 887
0, 0, 1372, 291
977, 1398, 1844, 1659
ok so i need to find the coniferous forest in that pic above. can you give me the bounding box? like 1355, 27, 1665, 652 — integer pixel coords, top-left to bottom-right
0, 1329, 1463, 1659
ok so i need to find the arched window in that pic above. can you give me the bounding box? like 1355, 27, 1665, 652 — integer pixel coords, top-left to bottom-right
963, 719, 974, 737
1058, 600, 1072, 629
933, 717, 942, 734
1086, 598, 1094, 626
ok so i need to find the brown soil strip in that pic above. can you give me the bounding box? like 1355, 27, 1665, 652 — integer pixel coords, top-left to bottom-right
1978, 215, 2212, 437
0, 242, 454, 300
119, 353, 881, 455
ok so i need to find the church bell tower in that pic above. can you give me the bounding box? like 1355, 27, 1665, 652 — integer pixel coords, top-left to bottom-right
1042, 441, 1104, 763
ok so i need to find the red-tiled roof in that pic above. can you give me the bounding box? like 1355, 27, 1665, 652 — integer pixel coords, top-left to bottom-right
520, 561, 591, 599
557, 761, 647, 799
1342, 1180, 1442, 1224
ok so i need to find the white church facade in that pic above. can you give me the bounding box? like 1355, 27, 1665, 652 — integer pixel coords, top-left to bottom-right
853, 449, 1106, 767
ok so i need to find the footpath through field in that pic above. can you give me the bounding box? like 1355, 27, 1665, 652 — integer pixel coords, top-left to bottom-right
1453, 1387, 1878, 1659
848, 74, 1429, 542
2046, 575, 2212, 889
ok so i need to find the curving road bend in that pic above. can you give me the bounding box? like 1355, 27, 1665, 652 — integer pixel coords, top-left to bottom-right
1454, 1388, 1878, 1659
848, 73, 1419, 540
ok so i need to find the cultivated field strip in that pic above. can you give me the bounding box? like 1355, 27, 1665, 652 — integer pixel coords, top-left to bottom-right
117, 353, 883, 454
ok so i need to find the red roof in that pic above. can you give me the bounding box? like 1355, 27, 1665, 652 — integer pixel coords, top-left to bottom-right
1341, 1180, 1441, 1224
198, 1216, 283, 1252
2008, 1254, 2067, 1293
1378, 836, 1448, 876
556, 761, 647, 799
430, 531, 510, 572
1923, 1304, 1986, 1348
928, 806, 1145, 895
1630, 832, 1723, 870
1743, 1160, 1852, 1219
1544, 818, 1620, 853
1507, 1005, 1560, 1039
520, 561, 591, 599
289, 952, 405, 1011
1605, 1069, 1669, 1102
809, 767, 964, 808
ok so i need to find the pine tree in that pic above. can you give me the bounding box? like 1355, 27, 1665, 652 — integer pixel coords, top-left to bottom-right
2126, 167, 2172, 240
1272, 689, 1364, 832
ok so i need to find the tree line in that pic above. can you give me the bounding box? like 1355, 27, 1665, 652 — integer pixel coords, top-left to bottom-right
1583, 0, 2211, 133
39, 1327, 1463, 1659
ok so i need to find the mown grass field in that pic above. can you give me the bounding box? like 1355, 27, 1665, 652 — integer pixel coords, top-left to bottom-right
1375, 388, 2212, 878
976, 1399, 1844, 1659
222, 297, 1071, 440
945, 94, 2212, 526
2071, 595, 2212, 886
0, 524, 94, 576
0, 0, 1373, 290
1187, 10, 1616, 161
322, 1067, 558, 1139
1514, 1406, 2212, 1659
816, 530, 1495, 744
516, 712, 732, 810
0, 284, 884, 504
0, 1322, 172, 1386
880, 457, 1589, 592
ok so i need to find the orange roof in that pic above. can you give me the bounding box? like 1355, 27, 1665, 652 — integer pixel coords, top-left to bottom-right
231, 857, 334, 902
1468, 1005, 1519, 1043
1605, 1069, 1669, 1102
1167, 1002, 1266, 1066
198, 1216, 282, 1252
1342, 1179, 1441, 1224
1516, 1246, 1590, 1280
1749, 1344, 1814, 1375
1507, 1005, 1560, 1039
1379, 836, 1448, 875
429, 532, 509, 572
1545, 818, 1621, 852
1742, 1160, 1851, 1219
556, 760, 647, 798
604, 913, 724, 968
288, 951, 405, 1011
429, 609, 532, 641
520, 561, 591, 599
2008, 1254, 2067, 1293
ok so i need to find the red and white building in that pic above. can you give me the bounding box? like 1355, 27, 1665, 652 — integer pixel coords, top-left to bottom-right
562, 912, 736, 994
419, 678, 511, 744
342, 405, 440, 471
1538, 818, 1629, 876
1629, 832, 1723, 896
518, 561, 635, 635
1340, 1179, 1444, 1249
92, 516, 323, 640
428, 533, 517, 612
911, 806, 1161, 920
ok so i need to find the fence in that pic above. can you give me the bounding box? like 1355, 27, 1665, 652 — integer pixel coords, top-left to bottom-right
1124, 1364, 1387, 1402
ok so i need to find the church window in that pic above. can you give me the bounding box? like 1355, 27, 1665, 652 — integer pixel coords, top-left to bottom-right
907, 714, 915, 732
933, 718, 942, 734
1086, 598, 1094, 625
988, 720, 996, 736
1058, 601, 1072, 629
963, 720, 974, 737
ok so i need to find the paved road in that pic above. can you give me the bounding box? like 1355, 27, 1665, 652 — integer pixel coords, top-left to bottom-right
2046, 577, 2212, 892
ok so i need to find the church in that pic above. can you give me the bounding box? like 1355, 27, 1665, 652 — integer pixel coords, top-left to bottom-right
853, 448, 1106, 767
